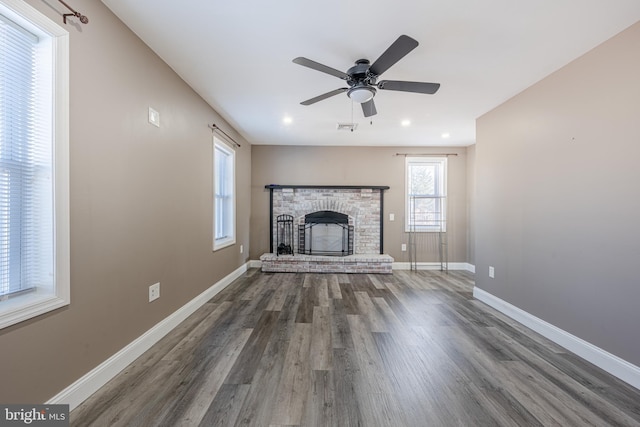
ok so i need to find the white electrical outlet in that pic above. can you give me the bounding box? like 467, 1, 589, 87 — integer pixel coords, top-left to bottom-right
149, 282, 160, 302
489, 266, 495, 279
401, 243, 407, 251
240, 244, 244, 254
389, 213, 395, 221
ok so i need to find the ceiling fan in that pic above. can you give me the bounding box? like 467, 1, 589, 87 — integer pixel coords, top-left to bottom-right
293, 35, 440, 118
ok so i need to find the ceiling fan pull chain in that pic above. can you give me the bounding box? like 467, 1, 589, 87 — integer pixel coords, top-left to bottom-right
351, 100, 354, 132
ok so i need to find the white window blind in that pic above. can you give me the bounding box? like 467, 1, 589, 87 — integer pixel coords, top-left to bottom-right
213, 138, 235, 250
0, 12, 54, 299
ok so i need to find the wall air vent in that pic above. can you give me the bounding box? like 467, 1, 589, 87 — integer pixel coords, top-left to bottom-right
336, 123, 358, 132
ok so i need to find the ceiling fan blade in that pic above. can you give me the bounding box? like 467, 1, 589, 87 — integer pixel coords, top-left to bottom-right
377, 80, 440, 94
293, 57, 349, 80
300, 88, 348, 105
361, 99, 377, 117
368, 35, 419, 77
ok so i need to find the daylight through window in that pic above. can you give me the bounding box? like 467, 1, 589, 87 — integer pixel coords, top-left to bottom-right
405, 157, 447, 232
0, 0, 69, 329
213, 137, 235, 250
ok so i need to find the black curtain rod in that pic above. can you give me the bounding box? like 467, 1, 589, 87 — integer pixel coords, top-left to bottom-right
209, 124, 241, 148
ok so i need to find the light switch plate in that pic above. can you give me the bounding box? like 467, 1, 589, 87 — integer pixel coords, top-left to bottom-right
148, 107, 160, 127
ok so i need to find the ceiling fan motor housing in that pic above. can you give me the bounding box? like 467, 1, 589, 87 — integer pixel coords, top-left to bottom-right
347, 59, 377, 86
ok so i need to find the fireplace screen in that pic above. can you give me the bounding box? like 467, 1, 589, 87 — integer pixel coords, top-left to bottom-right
298, 211, 354, 256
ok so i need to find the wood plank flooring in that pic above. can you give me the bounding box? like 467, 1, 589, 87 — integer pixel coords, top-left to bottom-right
71, 270, 640, 426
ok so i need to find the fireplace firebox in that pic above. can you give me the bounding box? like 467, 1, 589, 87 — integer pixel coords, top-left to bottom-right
298, 211, 354, 256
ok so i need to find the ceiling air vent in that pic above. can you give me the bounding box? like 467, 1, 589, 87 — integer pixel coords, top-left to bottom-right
336, 123, 358, 132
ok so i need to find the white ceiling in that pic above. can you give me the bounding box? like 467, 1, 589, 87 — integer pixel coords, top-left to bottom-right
102, 0, 640, 147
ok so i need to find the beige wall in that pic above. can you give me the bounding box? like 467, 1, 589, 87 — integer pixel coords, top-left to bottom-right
250, 145, 469, 263
476, 22, 640, 365
0, 1, 251, 403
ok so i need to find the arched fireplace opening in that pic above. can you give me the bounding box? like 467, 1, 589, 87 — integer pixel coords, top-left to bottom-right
298, 210, 354, 256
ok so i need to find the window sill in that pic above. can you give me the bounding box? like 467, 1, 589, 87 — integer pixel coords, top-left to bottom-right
0, 292, 69, 330
213, 237, 236, 251
404, 228, 448, 233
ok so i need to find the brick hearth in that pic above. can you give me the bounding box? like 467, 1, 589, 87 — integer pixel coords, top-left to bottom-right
260, 253, 394, 274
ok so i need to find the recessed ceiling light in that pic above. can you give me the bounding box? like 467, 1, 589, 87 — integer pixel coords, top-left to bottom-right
441, 132, 450, 139
401, 119, 411, 127
283, 116, 293, 125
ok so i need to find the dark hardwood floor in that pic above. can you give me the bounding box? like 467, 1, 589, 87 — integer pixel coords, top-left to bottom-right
71, 269, 640, 426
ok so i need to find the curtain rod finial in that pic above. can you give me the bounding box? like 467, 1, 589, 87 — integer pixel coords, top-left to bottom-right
59, 0, 88, 25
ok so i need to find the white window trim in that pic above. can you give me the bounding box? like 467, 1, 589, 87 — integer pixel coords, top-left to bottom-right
405, 156, 447, 233
0, 0, 70, 329
212, 137, 236, 251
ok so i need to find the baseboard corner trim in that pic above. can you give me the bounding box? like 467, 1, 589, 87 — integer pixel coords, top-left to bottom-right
47, 262, 249, 410
248, 259, 262, 269
473, 286, 640, 391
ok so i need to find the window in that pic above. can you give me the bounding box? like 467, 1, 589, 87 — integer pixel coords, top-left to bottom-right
213, 137, 235, 250
0, 0, 69, 329
405, 157, 447, 232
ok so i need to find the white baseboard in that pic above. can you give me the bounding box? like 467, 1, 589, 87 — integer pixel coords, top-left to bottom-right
393, 262, 475, 272
47, 263, 248, 410
473, 287, 640, 391
248, 259, 262, 269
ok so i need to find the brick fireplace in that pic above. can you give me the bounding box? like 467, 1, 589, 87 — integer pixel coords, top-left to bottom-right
260, 185, 393, 273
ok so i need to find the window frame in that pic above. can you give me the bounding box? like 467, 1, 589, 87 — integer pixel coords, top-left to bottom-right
405, 156, 448, 233
0, 0, 70, 329
212, 136, 236, 251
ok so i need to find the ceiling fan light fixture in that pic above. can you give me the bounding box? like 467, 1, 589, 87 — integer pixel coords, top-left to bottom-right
347, 86, 376, 103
